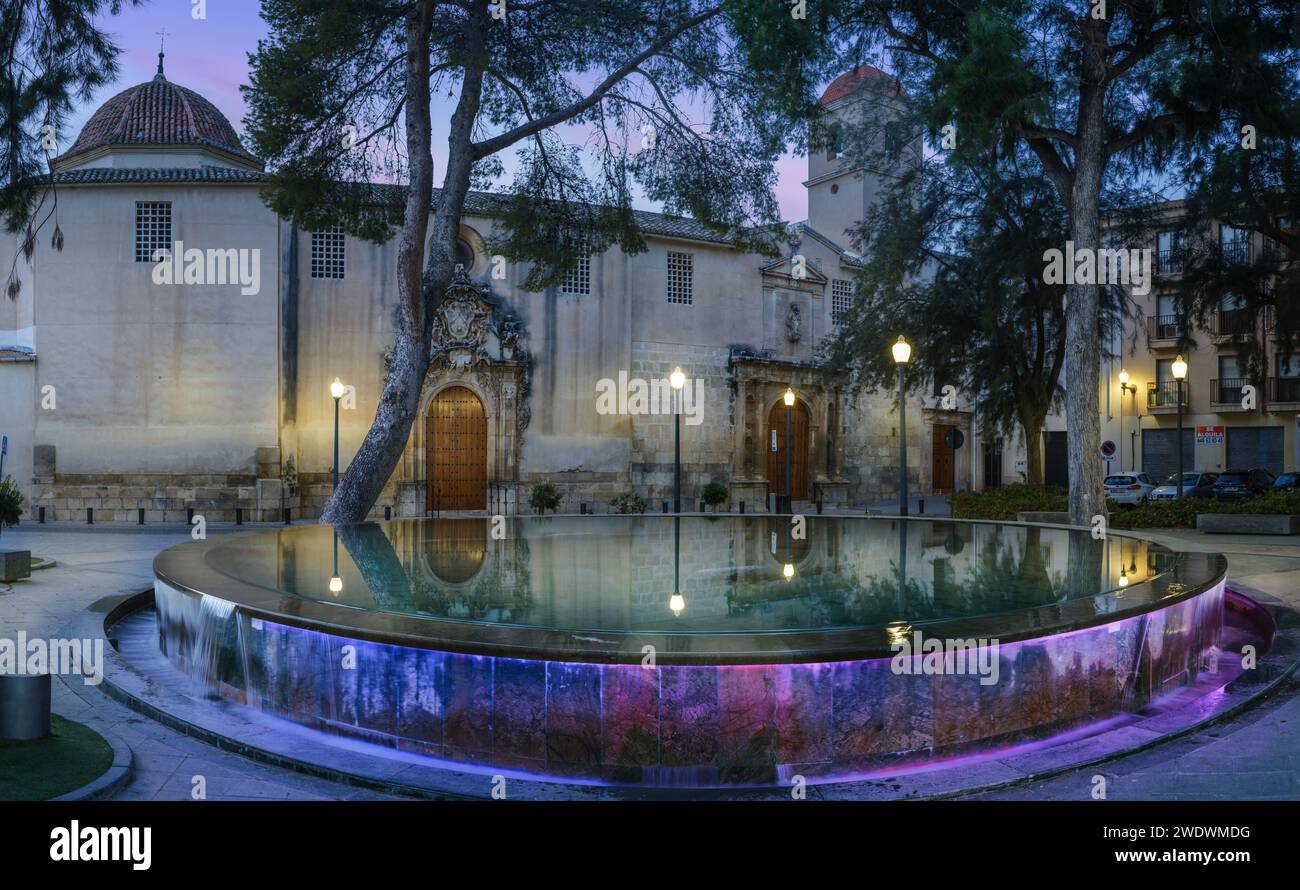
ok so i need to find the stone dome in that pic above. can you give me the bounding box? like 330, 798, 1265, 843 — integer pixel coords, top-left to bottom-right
53, 55, 260, 169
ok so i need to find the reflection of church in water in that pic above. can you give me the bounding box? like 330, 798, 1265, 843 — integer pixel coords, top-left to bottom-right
4, 61, 979, 523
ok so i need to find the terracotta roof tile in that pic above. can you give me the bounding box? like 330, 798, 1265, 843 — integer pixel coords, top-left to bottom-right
820, 66, 904, 104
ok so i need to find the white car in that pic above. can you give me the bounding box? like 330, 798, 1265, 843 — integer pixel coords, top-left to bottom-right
1103, 472, 1157, 506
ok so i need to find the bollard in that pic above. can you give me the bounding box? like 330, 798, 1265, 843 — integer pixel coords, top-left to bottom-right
581, 503, 587, 515
661, 501, 669, 514
919, 499, 925, 515
86, 507, 93, 525
138, 507, 145, 525
187, 507, 194, 525
38, 506, 45, 524
283, 507, 291, 525
236, 508, 243, 525
0, 673, 51, 741
739, 501, 745, 514
384, 506, 392, 520
817, 500, 823, 515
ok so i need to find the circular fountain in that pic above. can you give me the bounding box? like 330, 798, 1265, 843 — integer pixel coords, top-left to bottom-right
146, 516, 1258, 787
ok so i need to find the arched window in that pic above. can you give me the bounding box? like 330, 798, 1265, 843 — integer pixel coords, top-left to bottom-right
827, 124, 842, 161
455, 238, 475, 272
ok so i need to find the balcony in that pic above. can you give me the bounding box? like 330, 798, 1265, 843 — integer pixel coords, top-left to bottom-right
1211, 307, 1255, 338
1146, 314, 1183, 343
1148, 380, 1188, 411
1268, 376, 1300, 406
1156, 248, 1183, 276
1210, 377, 1251, 409
1221, 240, 1252, 265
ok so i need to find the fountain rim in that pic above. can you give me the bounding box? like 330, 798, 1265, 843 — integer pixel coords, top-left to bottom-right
152, 516, 1228, 666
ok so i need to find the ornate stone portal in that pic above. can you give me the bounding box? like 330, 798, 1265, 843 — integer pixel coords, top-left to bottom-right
395, 267, 531, 516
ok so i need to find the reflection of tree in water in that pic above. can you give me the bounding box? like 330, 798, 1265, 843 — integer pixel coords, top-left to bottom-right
337, 520, 533, 621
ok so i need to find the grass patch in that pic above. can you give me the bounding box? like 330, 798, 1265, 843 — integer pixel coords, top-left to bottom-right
0, 714, 114, 800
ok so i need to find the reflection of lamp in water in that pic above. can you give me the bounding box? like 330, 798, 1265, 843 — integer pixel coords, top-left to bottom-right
1118, 568, 1129, 588
329, 529, 343, 595
330, 377, 347, 491
782, 562, 794, 580
668, 514, 685, 616
671, 366, 686, 512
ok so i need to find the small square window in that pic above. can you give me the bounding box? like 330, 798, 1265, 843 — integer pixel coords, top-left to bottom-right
831, 279, 853, 326
311, 226, 346, 279
561, 254, 591, 295
667, 251, 693, 304
135, 201, 172, 263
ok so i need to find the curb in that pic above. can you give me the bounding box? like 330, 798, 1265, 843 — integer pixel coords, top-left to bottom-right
48, 712, 134, 802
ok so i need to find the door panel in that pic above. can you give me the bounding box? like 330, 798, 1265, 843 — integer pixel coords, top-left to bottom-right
427, 386, 487, 511
766, 400, 809, 500
932, 424, 956, 494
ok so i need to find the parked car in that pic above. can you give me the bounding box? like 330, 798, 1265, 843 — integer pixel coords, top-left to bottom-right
1275, 472, 1300, 491
1213, 468, 1276, 501
1151, 472, 1219, 500
1103, 472, 1158, 506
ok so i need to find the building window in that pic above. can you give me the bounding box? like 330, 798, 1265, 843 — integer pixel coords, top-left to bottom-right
1263, 218, 1292, 263
561, 254, 591, 295
311, 226, 346, 279
1156, 229, 1183, 274
135, 201, 172, 263
667, 251, 693, 304
831, 278, 853, 326
1220, 224, 1251, 265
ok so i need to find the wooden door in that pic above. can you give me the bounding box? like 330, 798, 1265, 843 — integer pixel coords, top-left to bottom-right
932, 424, 956, 494
767, 400, 809, 500
427, 386, 487, 511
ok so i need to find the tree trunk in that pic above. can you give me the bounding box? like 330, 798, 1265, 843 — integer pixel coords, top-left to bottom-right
321, 6, 435, 525
1064, 21, 1109, 526
1019, 407, 1046, 490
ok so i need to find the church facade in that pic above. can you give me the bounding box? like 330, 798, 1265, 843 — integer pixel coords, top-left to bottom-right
0, 63, 985, 523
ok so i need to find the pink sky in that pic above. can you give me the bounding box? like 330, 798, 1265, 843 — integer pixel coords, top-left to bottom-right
71, 0, 810, 222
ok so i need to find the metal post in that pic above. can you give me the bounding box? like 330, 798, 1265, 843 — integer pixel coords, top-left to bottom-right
785, 400, 793, 514
333, 396, 341, 491
674, 400, 681, 514
1176, 378, 1184, 499
898, 365, 909, 517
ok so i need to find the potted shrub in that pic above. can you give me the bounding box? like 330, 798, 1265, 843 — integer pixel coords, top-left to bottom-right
0, 476, 22, 539
700, 481, 729, 512
528, 482, 562, 514
611, 492, 646, 514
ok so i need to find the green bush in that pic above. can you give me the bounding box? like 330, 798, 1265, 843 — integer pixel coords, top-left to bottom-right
1109, 490, 1300, 529
949, 484, 1067, 521
0, 476, 22, 535
700, 481, 729, 509
610, 492, 646, 514
528, 482, 562, 514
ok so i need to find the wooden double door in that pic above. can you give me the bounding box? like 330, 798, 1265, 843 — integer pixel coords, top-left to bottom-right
426, 386, 487, 511
767, 400, 809, 500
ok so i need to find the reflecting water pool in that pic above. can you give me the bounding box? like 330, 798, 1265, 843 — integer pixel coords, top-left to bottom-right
150, 516, 1242, 787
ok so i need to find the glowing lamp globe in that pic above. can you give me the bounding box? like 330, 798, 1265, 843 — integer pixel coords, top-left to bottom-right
670, 367, 686, 391
330, 378, 346, 399
891, 336, 911, 365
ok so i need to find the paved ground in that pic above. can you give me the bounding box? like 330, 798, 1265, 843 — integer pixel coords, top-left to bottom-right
1, 517, 1297, 801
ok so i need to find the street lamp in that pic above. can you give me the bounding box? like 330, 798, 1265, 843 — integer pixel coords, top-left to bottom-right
1172, 356, 1188, 499
1118, 370, 1136, 470
783, 387, 796, 513
670, 367, 686, 513
330, 377, 346, 491
892, 336, 911, 517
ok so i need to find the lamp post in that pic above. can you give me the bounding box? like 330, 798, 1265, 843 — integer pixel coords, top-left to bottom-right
892, 336, 912, 516
1172, 356, 1188, 499
330, 377, 346, 491
670, 367, 686, 513
783, 387, 795, 513
1118, 370, 1135, 470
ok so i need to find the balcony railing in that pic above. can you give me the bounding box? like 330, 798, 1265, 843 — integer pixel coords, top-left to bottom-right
1211, 307, 1255, 337
1262, 239, 1290, 265
1221, 241, 1252, 265
1210, 378, 1251, 405
1269, 376, 1300, 403
1157, 248, 1183, 275
1148, 380, 1188, 408
1147, 315, 1183, 341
